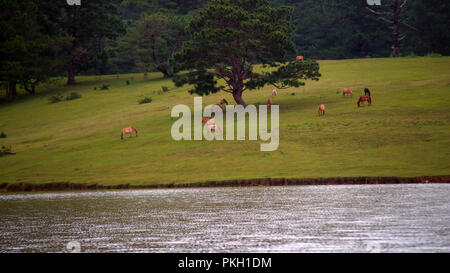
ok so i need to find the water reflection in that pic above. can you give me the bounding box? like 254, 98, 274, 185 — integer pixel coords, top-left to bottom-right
0, 184, 449, 252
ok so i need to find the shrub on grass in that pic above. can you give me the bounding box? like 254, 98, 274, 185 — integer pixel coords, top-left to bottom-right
138, 96, 152, 104
49, 93, 64, 103
66, 92, 82, 101
0, 146, 14, 157
100, 84, 109, 90
0, 131, 6, 138
161, 86, 169, 92
126, 80, 130, 85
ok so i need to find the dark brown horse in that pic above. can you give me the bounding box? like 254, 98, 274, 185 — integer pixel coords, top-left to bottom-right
357, 96, 372, 107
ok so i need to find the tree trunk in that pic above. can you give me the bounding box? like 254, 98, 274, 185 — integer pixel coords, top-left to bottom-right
5, 81, 17, 101
232, 90, 246, 106
67, 63, 76, 85
157, 66, 171, 78
23, 81, 36, 95
392, 0, 400, 57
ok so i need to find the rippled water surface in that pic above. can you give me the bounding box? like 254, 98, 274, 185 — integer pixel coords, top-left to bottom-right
0, 184, 449, 253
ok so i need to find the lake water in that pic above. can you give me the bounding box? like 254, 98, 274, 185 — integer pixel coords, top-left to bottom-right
0, 184, 449, 253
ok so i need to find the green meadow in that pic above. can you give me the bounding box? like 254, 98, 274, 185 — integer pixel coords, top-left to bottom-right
1, 57, 449, 187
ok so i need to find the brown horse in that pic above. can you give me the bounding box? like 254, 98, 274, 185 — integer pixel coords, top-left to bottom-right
342, 88, 353, 97
296, 55, 304, 61
202, 118, 222, 134
267, 97, 273, 109
220, 98, 229, 106
318, 104, 325, 116
272, 89, 277, 97
357, 96, 372, 107
121, 127, 138, 140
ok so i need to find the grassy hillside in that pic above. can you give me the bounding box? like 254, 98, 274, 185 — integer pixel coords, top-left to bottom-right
1, 57, 449, 187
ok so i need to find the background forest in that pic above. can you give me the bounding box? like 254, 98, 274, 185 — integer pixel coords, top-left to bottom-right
1, 0, 449, 100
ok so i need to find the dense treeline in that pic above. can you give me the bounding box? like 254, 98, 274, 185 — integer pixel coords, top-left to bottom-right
1, 0, 449, 101
1, 0, 125, 100
82, 0, 450, 74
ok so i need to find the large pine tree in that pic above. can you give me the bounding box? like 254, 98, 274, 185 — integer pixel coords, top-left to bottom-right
172, 0, 321, 105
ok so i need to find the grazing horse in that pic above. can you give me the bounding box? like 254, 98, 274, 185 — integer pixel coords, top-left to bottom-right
296, 56, 304, 61
318, 104, 325, 116
272, 89, 277, 97
202, 118, 222, 134
121, 127, 138, 140
357, 96, 372, 107
364, 88, 371, 97
203, 99, 229, 116
207, 123, 221, 133
267, 97, 273, 109
343, 88, 353, 97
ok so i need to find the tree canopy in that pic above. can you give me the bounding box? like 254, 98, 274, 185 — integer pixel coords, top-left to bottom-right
1, 0, 449, 102
0, 0, 62, 100
58, 0, 125, 85
115, 13, 188, 77
172, 0, 321, 105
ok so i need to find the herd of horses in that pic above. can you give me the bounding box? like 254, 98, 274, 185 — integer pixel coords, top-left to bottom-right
318, 87, 372, 116
120, 56, 372, 138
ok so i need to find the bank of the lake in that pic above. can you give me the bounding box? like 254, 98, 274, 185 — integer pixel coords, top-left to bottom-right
1, 175, 449, 193
1, 57, 450, 187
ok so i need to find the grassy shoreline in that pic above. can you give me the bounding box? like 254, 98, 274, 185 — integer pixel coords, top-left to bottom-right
1, 175, 449, 193
1, 57, 449, 188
